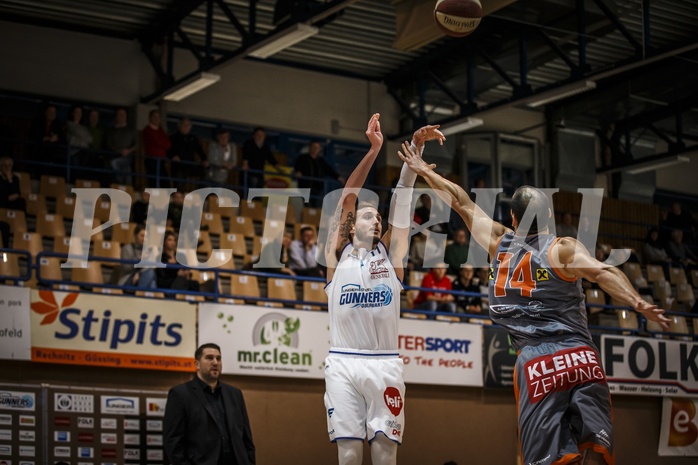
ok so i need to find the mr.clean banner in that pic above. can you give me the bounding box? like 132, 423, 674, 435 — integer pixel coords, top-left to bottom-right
30, 290, 197, 371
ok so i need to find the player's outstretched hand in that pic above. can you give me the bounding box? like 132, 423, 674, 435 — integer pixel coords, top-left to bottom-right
365, 113, 383, 149
634, 299, 671, 330
397, 141, 436, 176
413, 124, 446, 148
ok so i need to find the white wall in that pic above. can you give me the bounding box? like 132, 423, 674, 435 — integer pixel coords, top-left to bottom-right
0, 20, 152, 106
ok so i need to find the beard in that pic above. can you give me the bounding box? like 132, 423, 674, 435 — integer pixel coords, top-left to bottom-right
354, 228, 380, 247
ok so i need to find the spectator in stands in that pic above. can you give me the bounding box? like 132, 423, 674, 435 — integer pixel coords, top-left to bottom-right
414, 193, 447, 234
168, 191, 185, 230
131, 189, 150, 225
556, 211, 578, 238
288, 225, 323, 277
241, 127, 280, 193
247, 230, 296, 276
407, 232, 426, 272
451, 264, 481, 315
64, 105, 92, 180
168, 117, 207, 187
30, 103, 63, 175
413, 263, 456, 316
157, 230, 200, 292
207, 129, 236, 186
87, 109, 105, 151
106, 107, 137, 185
444, 227, 469, 275
142, 109, 171, 186
663, 202, 697, 244
0, 157, 26, 212
110, 224, 156, 288
294, 141, 345, 207
84, 109, 107, 184
666, 228, 698, 270
643, 227, 672, 278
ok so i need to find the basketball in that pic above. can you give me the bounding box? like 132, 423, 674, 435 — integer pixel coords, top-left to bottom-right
434, 0, 482, 38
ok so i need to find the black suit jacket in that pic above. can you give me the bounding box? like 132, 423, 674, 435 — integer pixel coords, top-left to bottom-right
164, 378, 255, 465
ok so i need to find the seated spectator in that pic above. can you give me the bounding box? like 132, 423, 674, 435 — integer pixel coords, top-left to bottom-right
110, 224, 156, 288
413, 193, 447, 234
207, 129, 236, 186
294, 141, 345, 207
85, 108, 107, 184
168, 118, 207, 187
643, 227, 672, 278
556, 211, 578, 238
167, 191, 185, 230
142, 109, 171, 186
666, 229, 698, 270
131, 189, 150, 225
663, 202, 697, 244
106, 107, 137, 185
64, 105, 93, 181
288, 226, 323, 277
451, 264, 481, 314
408, 232, 426, 272
444, 228, 469, 275
246, 231, 295, 276
29, 103, 63, 175
0, 157, 26, 212
87, 109, 105, 152
156, 230, 200, 292
241, 127, 280, 192
413, 263, 456, 316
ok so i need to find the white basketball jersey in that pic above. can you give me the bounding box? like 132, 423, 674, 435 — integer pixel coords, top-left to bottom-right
326, 241, 403, 351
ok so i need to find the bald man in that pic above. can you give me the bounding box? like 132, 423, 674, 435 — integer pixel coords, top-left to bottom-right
398, 142, 670, 465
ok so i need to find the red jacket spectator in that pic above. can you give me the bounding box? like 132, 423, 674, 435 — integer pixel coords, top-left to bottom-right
414, 265, 453, 305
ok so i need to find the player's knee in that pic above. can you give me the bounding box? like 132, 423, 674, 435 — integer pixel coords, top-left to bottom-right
337, 439, 363, 465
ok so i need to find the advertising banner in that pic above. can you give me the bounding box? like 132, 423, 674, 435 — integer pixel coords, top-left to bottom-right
200, 302, 484, 386
398, 319, 483, 386
482, 325, 517, 388
30, 290, 197, 371
600, 335, 698, 397
658, 397, 698, 456
0, 285, 31, 360
199, 303, 329, 379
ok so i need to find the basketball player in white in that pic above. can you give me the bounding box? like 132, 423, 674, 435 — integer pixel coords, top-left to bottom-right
323, 113, 444, 465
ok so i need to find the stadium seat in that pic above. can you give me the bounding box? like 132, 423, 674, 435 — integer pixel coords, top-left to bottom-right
14, 171, 31, 196
654, 280, 672, 302
92, 240, 121, 265
435, 315, 461, 323
668, 315, 691, 340
623, 262, 648, 289
37, 256, 65, 283
293, 223, 317, 239
401, 312, 428, 320
93, 197, 113, 222
0, 252, 21, 282
296, 280, 328, 310
230, 273, 260, 302
55, 195, 76, 220
70, 261, 105, 288
264, 277, 298, 308
301, 207, 322, 226
25, 193, 46, 217
669, 267, 688, 286
229, 216, 256, 238
36, 213, 65, 239
110, 222, 137, 245
75, 179, 100, 188
219, 233, 248, 258
406, 270, 426, 310
201, 212, 224, 236
585, 289, 606, 314
39, 175, 66, 199
12, 232, 43, 257
645, 264, 665, 284
207, 195, 236, 220
0, 208, 27, 234
109, 183, 135, 198
135, 290, 166, 299
240, 200, 266, 223
676, 283, 695, 307
617, 309, 639, 334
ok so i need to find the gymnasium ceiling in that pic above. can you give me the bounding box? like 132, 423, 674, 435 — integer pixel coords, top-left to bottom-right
2, 0, 698, 172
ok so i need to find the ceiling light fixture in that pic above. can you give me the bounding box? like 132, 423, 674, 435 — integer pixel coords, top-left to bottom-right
526, 81, 597, 108
439, 117, 484, 136
163, 72, 221, 102
626, 155, 690, 174
248, 23, 319, 59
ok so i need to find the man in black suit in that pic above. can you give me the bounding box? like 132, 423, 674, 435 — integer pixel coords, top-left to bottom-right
164, 343, 256, 465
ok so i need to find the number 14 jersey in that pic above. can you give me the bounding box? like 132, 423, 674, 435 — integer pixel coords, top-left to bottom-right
488, 233, 592, 351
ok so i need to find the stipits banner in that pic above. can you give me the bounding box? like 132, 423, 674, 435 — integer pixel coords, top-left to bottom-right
600, 335, 698, 397
658, 397, 698, 456
29, 290, 197, 372
199, 302, 484, 386
0, 285, 32, 361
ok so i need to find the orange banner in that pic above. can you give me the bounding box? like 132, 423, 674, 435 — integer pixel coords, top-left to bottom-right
32, 347, 195, 371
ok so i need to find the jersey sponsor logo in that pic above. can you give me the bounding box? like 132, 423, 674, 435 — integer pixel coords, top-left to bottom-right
369, 259, 390, 279
383, 387, 403, 416
535, 269, 549, 281
524, 346, 605, 403
489, 301, 544, 318
339, 284, 393, 308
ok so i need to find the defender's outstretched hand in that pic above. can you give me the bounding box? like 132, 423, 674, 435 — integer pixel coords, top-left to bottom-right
413, 124, 446, 148
397, 141, 436, 176
634, 299, 671, 330
365, 113, 383, 148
